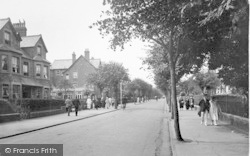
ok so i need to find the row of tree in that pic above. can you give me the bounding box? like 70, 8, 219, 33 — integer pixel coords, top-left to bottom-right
86, 62, 162, 108
93, 0, 248, 141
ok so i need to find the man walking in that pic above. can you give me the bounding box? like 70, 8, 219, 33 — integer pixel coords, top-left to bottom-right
65, 97, 73, 116
73, 99, 80, 116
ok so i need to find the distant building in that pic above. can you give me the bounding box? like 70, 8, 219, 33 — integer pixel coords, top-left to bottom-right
50, 49, 101, 99
0, 18, 51, 99
216, 83, 232, 95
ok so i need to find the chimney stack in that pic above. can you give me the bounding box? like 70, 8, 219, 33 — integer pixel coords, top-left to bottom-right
84, 48, 90, 61
13, 20, 27, 37
72, 52, 76, 64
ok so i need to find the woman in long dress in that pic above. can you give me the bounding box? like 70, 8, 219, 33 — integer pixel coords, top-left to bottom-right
210, 97, 219, 126
86, 96, 92, 110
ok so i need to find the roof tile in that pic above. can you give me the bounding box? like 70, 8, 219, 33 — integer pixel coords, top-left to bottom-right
20, 35, 41, 48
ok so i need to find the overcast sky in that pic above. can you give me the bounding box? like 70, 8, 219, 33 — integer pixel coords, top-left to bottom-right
1, 0, 155, 86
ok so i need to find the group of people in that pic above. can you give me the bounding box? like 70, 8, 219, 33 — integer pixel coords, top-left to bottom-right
65, 97, 80, 116
134, 96, 149, 104
65, 95, 128, 116
179, 94, 219, 126
179, 96, 195, 110
198, 94, 219, 126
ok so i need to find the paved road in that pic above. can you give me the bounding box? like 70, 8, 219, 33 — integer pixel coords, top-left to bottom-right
0, 100, 171, 156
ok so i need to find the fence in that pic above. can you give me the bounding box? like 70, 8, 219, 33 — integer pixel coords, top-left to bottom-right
214, 95, 248, 118
193, 94, 248, 118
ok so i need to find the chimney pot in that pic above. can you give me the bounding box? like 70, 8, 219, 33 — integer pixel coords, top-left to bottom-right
84, 49, 90, 61
72, 52, 76, 64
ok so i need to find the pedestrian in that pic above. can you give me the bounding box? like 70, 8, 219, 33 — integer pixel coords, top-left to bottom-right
86, 96, 92, 110
198, 93, 210, 126
111, 97, 115, 107
185, 97, 190, 110
96, 97, 101, 110
179, 98, 184, 110
92, 96, 96, 109
190, 96, 195, 110
65, 97, 73, 116
137, 96, 140, 104
210, 96, 219, 126
108, 97, 112, 108
122, 96, 127, 110
73, 99, 80, 116
101, 96, 105, 108
105, 96, 110, 109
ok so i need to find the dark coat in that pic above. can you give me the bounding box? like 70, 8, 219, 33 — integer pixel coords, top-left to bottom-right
199, 99, 210, 112
72, 99, 80, 109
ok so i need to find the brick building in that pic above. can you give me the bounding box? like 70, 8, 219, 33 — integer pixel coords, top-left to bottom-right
0, 18, 51, 99
50, 49, 101, 99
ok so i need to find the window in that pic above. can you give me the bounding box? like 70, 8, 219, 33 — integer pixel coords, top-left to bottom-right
44, 66, 48, 79
66, 74, 69, 80
4, 31, 11, 45
56, 70, 60, 76
12, 57, 20, 73
1, 55, 8, 71
36, 64, 41, 77
44, 88, 49, 99
13, 85, 20, 99
23, 62, 29, 76
73, 72, 78, 79
37, 46, 41, 56
36, 88, 41, 98
2, 84, 9, 98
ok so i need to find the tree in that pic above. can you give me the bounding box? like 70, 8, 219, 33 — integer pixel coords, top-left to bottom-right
182, 0, 249, 96
125, 78, 153, 100
208, 0, 249, 96
193, 71, 221, 94
177, 76, 202, 96
58, 79, 73, 98
86, 67, 107, 96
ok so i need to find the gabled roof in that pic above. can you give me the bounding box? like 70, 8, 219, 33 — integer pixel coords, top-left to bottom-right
90, 59, 101, 68
0, 18, 22, 41
0, 18, 9, 30
21, 35, 48, 52
63, 55, 96, 74
51, 59, 72, 70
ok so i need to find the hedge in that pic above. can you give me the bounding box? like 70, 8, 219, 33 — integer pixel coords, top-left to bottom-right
17, 99, 65, 112
0, 99, 15, 114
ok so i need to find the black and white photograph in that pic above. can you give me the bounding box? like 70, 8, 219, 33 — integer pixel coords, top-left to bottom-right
0, 0, 249, 156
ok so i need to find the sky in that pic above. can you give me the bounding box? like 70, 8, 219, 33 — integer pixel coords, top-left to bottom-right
1, 0, 155, 86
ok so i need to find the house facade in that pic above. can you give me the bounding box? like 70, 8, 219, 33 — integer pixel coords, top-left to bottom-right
51, 49, 100, 99
0, 18, 51, 100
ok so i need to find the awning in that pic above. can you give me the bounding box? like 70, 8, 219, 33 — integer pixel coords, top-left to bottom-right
21, 78, 43, 87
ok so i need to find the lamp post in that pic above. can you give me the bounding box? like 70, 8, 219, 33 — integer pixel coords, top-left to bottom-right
120, 80, 123, 107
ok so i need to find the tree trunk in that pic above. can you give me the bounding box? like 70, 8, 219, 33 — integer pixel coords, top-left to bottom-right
170, 89, 174, 119
166, 90, 171, 112
167, 30, 184, 141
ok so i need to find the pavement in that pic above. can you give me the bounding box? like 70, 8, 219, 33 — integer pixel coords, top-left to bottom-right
0, 107, 119, 139
167, 108, 249, 156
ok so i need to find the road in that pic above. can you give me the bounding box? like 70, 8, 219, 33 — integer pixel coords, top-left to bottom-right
0, 99, 172, 156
